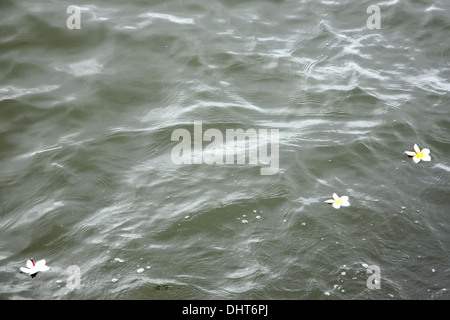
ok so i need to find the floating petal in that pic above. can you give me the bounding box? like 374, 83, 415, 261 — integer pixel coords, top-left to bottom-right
414, 144, 420, 153
26, 260, 34, 269
20, 267, 32, 274
35, 259, 46, 267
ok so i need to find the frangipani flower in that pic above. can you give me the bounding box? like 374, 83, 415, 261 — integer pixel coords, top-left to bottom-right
20, 258, 50, 278
405, 144, 431, 163
325, 193, 350, 209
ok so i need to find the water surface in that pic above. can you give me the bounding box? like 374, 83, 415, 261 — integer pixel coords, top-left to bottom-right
0, 0, 449, 299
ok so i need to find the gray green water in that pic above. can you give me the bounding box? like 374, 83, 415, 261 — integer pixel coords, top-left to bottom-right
0, 0, 449, 299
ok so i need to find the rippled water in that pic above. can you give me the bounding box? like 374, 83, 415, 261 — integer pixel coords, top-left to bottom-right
1, 0, 449, 299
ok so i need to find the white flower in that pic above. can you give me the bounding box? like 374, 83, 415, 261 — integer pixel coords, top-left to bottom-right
20, 258, 50, 278
405, 144, 431, 163
325, 193, 350, 209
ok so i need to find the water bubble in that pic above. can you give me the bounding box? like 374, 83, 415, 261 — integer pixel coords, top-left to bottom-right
253, 210, 257, 213
362, 263, 369, 268
137, 268, 145, 273
256, 215, 262, 220
111, 278, 118, 282
114, 258, 125, 263
242, 219, 248, 224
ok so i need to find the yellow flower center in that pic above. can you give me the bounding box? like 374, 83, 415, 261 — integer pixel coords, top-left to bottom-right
415, 150, 424, 158
335, 198, 343, 204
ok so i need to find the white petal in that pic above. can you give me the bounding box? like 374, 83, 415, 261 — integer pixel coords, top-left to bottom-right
35, 259, 47, 267
340, 196, 349, 202
37, 265, 50, 272
341, 201, 350, 207
414, 144, 420, 153
405, 151, 415, 156
413, 156, 421, 163
422, 155, 431, 161
325, 199, 335, 204
332, 203, 341, 209
26, 260, 34, 269
333, 193, 339, 200
422, 148, 430, 156
20, 267, 32, 274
